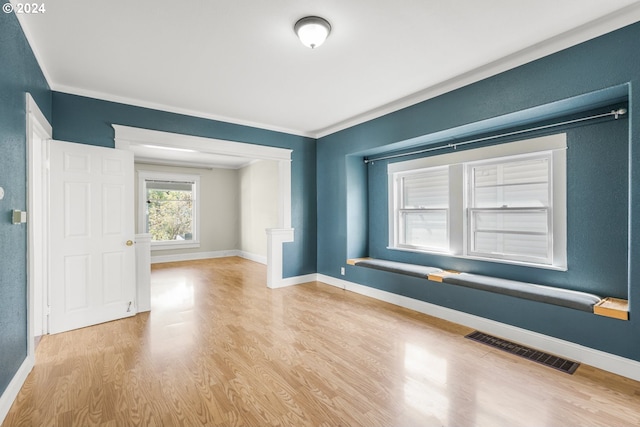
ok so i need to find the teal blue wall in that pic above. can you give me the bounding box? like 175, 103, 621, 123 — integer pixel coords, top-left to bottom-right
0, 12, 51, 396
3, 5, 640, 404
317, 22, 640, 361
51, 93, 317, 278
367, 110, 629, 297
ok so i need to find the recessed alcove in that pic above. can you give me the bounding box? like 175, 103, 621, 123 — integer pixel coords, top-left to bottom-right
345, 85, 630, 299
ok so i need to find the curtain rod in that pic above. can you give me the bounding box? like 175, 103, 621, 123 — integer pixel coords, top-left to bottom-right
364, 108, 627, 164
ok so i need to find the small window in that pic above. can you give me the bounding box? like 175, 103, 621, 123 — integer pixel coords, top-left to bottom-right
138, 171, 200, 250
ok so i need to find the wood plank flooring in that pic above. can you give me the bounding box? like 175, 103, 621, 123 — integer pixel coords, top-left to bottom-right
4, 257, 640, 426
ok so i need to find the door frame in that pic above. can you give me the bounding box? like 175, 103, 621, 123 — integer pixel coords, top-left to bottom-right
26, 93, 52, 356
112, 125, 294, 288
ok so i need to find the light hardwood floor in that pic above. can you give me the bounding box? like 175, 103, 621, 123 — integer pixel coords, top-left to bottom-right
4, 257, 640, 426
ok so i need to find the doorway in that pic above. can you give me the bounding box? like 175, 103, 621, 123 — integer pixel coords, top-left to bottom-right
26, 94, 52, 354
113, 125, 294, 288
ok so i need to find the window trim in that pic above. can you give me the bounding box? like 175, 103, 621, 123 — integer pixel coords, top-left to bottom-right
138, 170, 201, 250
388, 134, 567, 270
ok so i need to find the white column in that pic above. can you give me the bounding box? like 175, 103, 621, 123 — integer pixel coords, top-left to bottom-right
135, 233, 152, 312
278, 159, 292, 229
266, 228, 294, 288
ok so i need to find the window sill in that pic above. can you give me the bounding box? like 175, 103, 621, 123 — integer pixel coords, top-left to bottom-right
151, 241, 201, 251
387, 246, 567, 272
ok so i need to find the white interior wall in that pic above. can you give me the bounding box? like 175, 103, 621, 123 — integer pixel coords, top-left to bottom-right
239, 160, 279, 258
134, 163, 240, 257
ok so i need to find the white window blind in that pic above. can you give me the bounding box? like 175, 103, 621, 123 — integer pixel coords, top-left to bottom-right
468, 154, 552, 263
397, 167, 449, 251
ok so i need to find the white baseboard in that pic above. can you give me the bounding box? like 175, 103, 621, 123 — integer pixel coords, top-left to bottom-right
0, 355, 34, 425
316, 274, 640, 382
269, 273, 318, 289
238, 251, 267, 265
316, 274, 349, 289
150, 250, 240, 264
150, 250, 268, 265
146, 255, 640, 381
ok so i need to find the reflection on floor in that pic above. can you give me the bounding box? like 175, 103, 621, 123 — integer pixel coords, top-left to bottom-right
4, 257, 640, 426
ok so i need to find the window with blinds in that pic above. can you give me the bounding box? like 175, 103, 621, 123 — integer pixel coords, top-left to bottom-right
467, 153, 552, 263
388, 133, 567, 269
397, 167, 449, 251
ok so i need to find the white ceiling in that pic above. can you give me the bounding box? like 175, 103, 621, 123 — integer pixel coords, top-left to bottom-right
16, 0, 640, 140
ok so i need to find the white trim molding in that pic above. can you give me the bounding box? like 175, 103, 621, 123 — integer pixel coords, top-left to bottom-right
113, 125, 292, 163
149, 249, 266, 265
6, 94, 51, 427
266, 228, 294, 288
314, 2, 640, 138
25, 93, 52, 355
238, 251, 267, 265
212, 266, 640, 381
150, 250, 240, 264
14, 1, 640, 140
135, 234, 152, 312
26, 94, 52, 137
315, 274, 640, 383
0, 355, 34, 425
270, 274, 318, 289
23, 1, 640, 140
137, 170, 201, 250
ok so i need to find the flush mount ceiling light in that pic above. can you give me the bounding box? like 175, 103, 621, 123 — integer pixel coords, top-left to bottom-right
294, 16, 331, 49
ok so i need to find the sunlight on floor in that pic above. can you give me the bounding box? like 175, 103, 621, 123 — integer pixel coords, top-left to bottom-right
404, 342, 449, 423
149, 277, 197, 359
151, 279, 195, 310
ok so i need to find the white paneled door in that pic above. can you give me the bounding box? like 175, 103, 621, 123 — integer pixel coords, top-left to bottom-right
49, 140, 136, 334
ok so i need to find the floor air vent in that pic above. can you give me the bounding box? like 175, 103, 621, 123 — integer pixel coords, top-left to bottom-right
465, 331, 580, 374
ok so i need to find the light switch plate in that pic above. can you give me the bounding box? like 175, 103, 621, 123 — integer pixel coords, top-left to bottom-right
12, 210, 26, 224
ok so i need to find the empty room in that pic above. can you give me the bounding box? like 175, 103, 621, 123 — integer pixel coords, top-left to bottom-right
2, 1, 640, 426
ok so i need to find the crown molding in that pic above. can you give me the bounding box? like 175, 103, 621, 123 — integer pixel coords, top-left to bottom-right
53, 84, 314, 138
313, 3, 640, 138
12, 2, 54, 88
13, 0, 640, 140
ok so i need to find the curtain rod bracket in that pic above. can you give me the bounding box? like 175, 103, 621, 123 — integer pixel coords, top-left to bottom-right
613, 108, 627, 119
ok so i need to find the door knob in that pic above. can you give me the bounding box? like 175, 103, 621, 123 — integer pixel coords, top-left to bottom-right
126, 240, 134, 246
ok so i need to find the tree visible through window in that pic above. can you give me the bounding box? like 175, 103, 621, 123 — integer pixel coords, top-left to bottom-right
146, 184, 193, 241
138, 172, 200, 249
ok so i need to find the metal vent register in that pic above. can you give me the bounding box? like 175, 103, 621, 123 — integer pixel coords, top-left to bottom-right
465, 331, 580, 374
